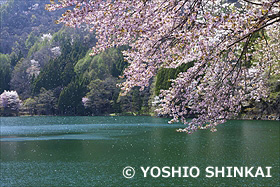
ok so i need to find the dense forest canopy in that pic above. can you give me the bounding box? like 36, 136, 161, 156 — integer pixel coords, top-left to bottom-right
0, 0, 150, 116
46, 0, 280, 133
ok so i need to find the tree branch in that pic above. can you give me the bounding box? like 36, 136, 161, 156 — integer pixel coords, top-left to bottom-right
227, 18, 280, 49
242, 0, 263, 6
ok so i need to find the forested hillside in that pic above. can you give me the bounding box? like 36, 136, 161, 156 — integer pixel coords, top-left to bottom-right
0, 0, 279, 119
0, 0, 154, 116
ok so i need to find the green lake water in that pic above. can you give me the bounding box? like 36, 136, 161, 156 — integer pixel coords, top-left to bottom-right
0, 116, 279, 186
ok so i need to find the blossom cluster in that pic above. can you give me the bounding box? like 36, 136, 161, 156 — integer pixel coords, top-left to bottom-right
0, 90, 22, 112
46, 0, 280, 133
82, 97, 90, 108
26, 59, 40, 78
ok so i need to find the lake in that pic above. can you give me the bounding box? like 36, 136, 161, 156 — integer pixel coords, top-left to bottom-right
0, 116, 279, 186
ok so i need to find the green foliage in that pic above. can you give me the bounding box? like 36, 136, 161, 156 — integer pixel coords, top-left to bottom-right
23, 97, 37, 115
84, 77, 120, 115
268, 74, 280, 100
31, 14, 36, 23
0, 0, 63, 54
74, 50, 92, 75
155, 62, 193, 95
0, 0, 15, 22
2, 0, 141, 116
10, 58, 32, 99
58, 77, 88, 115
9, 51, 22, 67
32, 40, 87, 94
117, 86, 151, 115
131, 88, 142, 113
25, 32, 39, 49
35, 88, 57, 115
51, 27, 96, 47
0, 6, 8, 22
75, 47, 127, 80
51, 28, 69, 44
27, 38, 49, 57
32, 58, 61, 94
243, 30, 266, 68
0, 53, 11, 92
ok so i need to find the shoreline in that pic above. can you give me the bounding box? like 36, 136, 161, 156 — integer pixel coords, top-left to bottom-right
1, 113, 280, 121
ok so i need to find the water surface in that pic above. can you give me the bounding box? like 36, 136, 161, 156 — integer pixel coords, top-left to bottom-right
1, 116, 279, 186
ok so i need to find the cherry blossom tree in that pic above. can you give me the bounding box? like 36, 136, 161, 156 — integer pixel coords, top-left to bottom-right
0, 90, 22, 116
46, 0, 280, 133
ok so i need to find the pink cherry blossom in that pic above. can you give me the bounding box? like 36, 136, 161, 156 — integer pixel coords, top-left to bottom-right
46, 0, 280, 133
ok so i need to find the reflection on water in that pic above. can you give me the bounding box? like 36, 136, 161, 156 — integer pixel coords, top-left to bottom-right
0, 116, 279, 186
0, 134, 115, 141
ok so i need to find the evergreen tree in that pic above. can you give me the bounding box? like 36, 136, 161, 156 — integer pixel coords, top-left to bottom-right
0, 54, 12, 92
35, 88, 57, 115
83, 77, 119, 115
58, 78, 87, 115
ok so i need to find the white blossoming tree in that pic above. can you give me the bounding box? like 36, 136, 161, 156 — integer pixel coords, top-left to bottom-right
46, 0, 280, 133
0, 90, 22, 116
